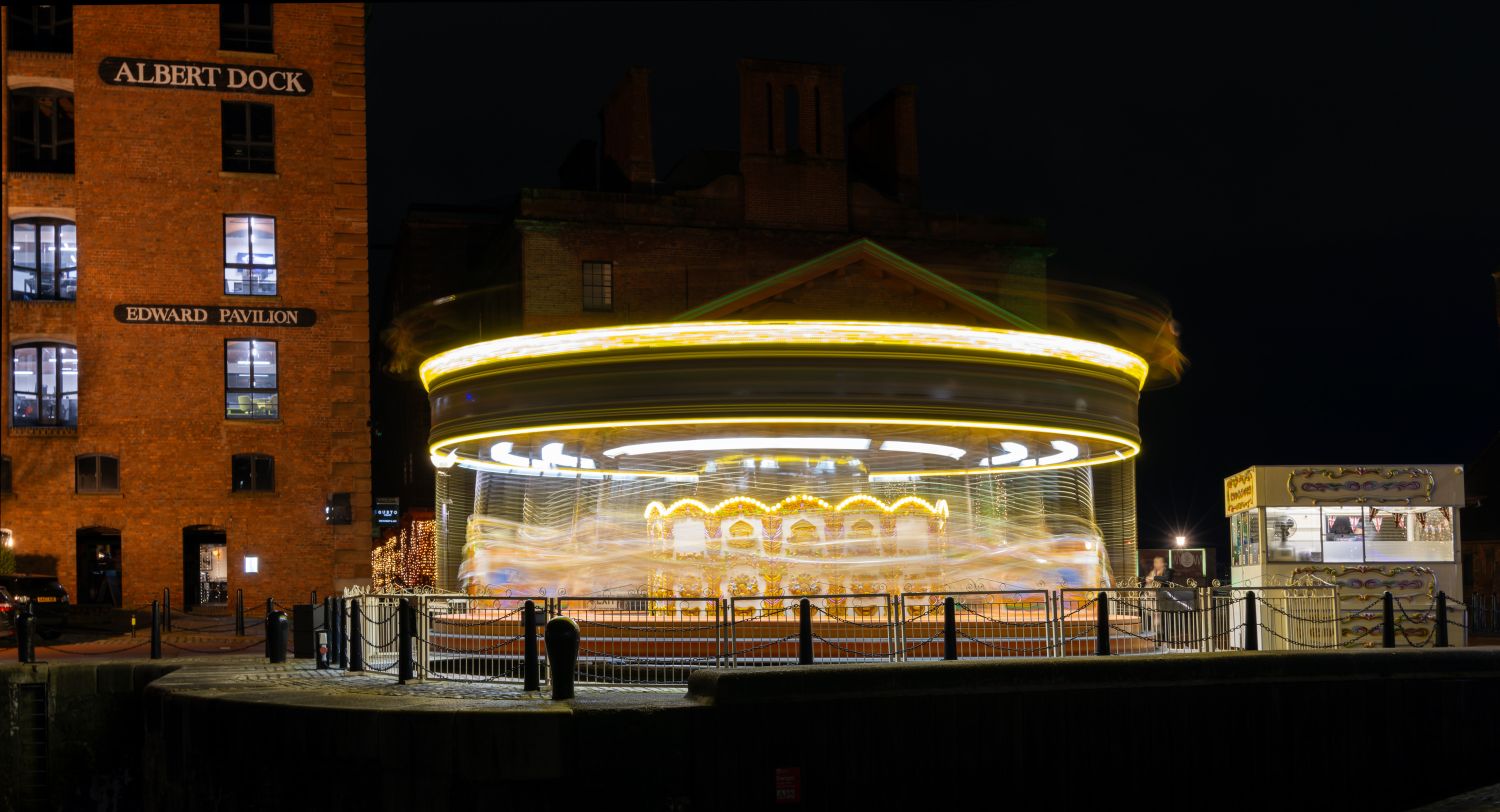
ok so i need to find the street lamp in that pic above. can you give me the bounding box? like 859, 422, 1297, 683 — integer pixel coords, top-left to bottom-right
1174, 535, 1187, 547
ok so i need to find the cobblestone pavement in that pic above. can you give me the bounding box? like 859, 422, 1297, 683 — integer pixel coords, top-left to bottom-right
152, 658, 689, 706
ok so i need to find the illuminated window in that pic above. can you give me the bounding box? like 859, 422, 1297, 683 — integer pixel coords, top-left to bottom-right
9, 89, 74, 173
1265, 507, 1321, 563
8, 4, 72, 53
224, 340, 278, 419
220, 3, 273, 53
231, 453, 275, 492
10, 218, 78, 300
224, 215, 277, 295
222, 102, 275, 173
75, 455, 119, 494
10, 343, 78, 427
582, 261, 613, 312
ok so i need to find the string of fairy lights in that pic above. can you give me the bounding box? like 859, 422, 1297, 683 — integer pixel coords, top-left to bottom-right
371, 518, 437, 590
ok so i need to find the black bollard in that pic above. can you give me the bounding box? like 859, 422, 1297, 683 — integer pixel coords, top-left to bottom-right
267, 611, 288, 664
150, 600, 163, 660
1095, 591, 1111, 656
16, 607, 35, 664
798, 598, 814, 665
397, 598, 414, 684
523, 600, 541, 691
1436, 591, 1450, 648
348, 599, 364, 672
322, 596, 335, 660
1382, 591, 1396, 649
545, 616, 580, 700
235, 589, 246, 636
336, 598, 348, 669
163, 587, 173, 630
1244, 591, 1259, 651
943, 597, 958, 661
266, 597, 274, 617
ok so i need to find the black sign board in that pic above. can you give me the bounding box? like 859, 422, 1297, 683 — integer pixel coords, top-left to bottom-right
114, 304, 316, 327
100, 57, 312, 96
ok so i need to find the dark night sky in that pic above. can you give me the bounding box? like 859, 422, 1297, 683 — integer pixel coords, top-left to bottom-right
367, 3, 1500, 558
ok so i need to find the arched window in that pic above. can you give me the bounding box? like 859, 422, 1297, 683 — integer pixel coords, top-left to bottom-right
11, 342, 78, 427
784, 85, 800, 153
231, 453, 275, 492
9, 88, 75, 173
8, 4, 72, 53
10, 218, 78, 300
765, 83, 775, 152
75, 455, 119, 493
813, 86, 823, 154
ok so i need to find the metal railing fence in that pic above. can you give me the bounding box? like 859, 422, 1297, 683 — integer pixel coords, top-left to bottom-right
338, 582, 1479, 687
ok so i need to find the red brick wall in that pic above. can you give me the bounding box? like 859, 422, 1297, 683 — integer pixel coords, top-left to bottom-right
0, 4, 371, 609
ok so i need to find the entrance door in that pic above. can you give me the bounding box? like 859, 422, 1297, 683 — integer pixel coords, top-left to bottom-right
182, 526, 228, 610
75, 527, 122, 607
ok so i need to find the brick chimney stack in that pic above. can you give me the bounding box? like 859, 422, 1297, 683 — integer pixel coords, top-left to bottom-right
849, 84, 920, 206
600, 66, 655, 190
738, 58, 848, 230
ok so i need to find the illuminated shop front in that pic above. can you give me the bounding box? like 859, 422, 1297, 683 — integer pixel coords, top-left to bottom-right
423, 319, 1152, 600
1226, 466, 1465, 649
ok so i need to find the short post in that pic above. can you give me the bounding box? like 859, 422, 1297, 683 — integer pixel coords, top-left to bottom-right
266, 597, 274, 617
1095, 591, 1111, 656
1382, 591, 1396, 649
267, 610, 288, 664
523, 600, 541, 691
348, 599, 364, 672
150, 600, 163, 660
1435, 591, 1450, 648
544, 616, 580, 700
16, 608, 35, 664
163, 587, 173, 630
798, 598, 814, 665
397, 598, 414, 684
336, 598, 348, 669
943, 597, 958, 660
322, 596, 335, 662
311, 589, 318, 606
235, 589, 246, 636
315, 630, 330, 670
1244, 591, 1259, 651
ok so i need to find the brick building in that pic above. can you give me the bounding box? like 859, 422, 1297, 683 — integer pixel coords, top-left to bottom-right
0, 4, 371, 611
381, 59, 1180, 587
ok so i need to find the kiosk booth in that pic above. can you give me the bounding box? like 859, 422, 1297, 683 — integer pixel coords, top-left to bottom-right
1225, 465, 1465, 646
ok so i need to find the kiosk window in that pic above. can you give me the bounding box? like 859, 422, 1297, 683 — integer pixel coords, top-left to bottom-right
1366, 507, 1454, 563
1265, 507, 1321, 563
1321, 507, 1365, 563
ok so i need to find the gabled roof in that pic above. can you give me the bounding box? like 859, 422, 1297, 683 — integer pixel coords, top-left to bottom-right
672, 239, 1041, 330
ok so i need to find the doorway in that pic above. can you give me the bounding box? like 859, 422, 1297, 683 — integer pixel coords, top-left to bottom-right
182, 526, 228, 610
75, 527, 122, 607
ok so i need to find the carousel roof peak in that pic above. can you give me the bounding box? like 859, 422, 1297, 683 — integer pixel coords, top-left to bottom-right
672, 239, 1041, 331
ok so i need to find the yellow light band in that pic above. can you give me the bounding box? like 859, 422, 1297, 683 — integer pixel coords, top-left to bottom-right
430, 416, 1141, 479
420, 320, 1149, 390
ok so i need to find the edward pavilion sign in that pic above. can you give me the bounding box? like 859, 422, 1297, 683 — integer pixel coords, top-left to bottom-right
99, 57, 312, 96
114, 305, 316, 327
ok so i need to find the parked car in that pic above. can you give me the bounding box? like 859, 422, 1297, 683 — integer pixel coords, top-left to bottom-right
0, 574, 70, 640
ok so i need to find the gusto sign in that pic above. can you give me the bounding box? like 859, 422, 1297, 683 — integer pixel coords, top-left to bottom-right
99, 57, 311, 96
